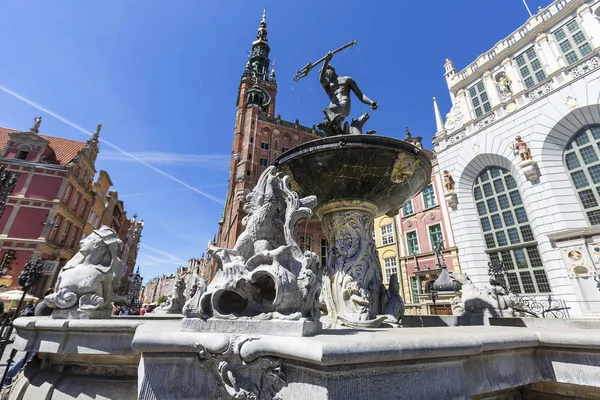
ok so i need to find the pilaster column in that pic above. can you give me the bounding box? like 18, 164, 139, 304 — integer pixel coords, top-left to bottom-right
501, 58, 525, 94
482, 71, 501, 108
545, 31, 568, 70
536, 33, 562, 75
1, 205, 20, 235
578, 4, 600, 49
456, 89, 473, 123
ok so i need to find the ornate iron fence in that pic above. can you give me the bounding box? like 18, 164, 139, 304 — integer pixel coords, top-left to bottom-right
487, 260, 570, 318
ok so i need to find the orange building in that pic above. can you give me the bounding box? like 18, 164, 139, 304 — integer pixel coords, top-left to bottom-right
217, 10, 327, 263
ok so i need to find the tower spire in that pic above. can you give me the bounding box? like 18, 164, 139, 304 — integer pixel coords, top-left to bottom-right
256, 7, 268, 42
244, 8, 271, 81
433, 97, 445, 133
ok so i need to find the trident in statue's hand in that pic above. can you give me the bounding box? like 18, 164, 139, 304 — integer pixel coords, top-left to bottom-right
293, 40, 357, 82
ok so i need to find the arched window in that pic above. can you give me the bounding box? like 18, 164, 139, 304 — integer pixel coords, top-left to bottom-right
564, 125, 600, 225
473, 167, 550, 293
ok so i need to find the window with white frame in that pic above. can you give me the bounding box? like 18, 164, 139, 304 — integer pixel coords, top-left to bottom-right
428, 224, 444, 251
402, 200, 414, 216
380, 224, 394, 245
423, 184, 437, 209
62, 185, 73, 204
383, 257, 398, 283
564, 125, 600, 225
49, 215, 62, 242
468, 80, 491, 118
515, 46, 547, 89
474, 167, 550, 294
59, 221, 71, 245
259, 158, 268, 167
410, 277, 420, 304
553, 19, 593, 66
320, 238, 328, 266
88, 211, 95, 224
71, 192, 80, 211
406, 231, 419, 255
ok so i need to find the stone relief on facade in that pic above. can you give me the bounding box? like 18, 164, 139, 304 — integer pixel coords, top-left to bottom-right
476, 114, 496, 129
45, 226, 123, 319
196, 335, 286, 400
566, 96, 578, 109
569, 55, 600, 78
527, 82, 553, 101
189, 166, 321, 321
447, 130, 467, 145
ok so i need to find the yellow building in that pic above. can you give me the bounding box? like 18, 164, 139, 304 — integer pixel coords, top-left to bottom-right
83, 170, 112, 237
374, 215, 404, 292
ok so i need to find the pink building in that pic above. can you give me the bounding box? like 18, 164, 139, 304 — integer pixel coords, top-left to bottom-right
394, 130, 461, 315
0, 118, 99, 294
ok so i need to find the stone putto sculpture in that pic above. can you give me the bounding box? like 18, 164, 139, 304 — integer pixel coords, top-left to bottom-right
45, 226, 123, 319
184, 166, 321, 321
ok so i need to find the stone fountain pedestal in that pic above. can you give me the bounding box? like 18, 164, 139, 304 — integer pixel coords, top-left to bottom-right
275, 135, 432, 327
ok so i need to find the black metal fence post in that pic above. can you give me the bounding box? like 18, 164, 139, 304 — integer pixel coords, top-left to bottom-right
0, 256, 44, 384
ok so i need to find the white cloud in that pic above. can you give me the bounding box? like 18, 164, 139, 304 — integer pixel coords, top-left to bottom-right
0, 85, 225, 205
99, 151, 230, 169
140, 242, 186, 265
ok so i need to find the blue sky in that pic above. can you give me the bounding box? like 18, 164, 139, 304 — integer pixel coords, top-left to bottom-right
0, 0, 551, 281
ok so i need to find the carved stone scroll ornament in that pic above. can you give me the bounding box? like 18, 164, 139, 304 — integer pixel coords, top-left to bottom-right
196, 336, 286, 400
185, 166, 321, 321
318, 201, 403, 328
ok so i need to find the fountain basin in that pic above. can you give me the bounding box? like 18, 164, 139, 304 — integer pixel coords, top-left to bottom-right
273, 135, 432, 215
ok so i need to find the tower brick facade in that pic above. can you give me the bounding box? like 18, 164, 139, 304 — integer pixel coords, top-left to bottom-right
217, 10, 327, 264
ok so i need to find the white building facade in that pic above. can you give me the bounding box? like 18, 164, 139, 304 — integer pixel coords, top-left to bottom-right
434, 0, 600, 317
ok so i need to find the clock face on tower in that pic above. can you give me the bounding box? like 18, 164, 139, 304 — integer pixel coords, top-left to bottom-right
247, 85, 271, 109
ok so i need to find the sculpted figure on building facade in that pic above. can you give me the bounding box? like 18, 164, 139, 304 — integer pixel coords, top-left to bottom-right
187, 166, 322, 321
512, 136, 532, 161
45, 226, 123, 319
495, 73, 512, 98
443, 170, 455, 192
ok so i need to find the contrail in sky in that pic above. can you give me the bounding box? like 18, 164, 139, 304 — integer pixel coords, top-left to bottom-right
0, 85, 225, 205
